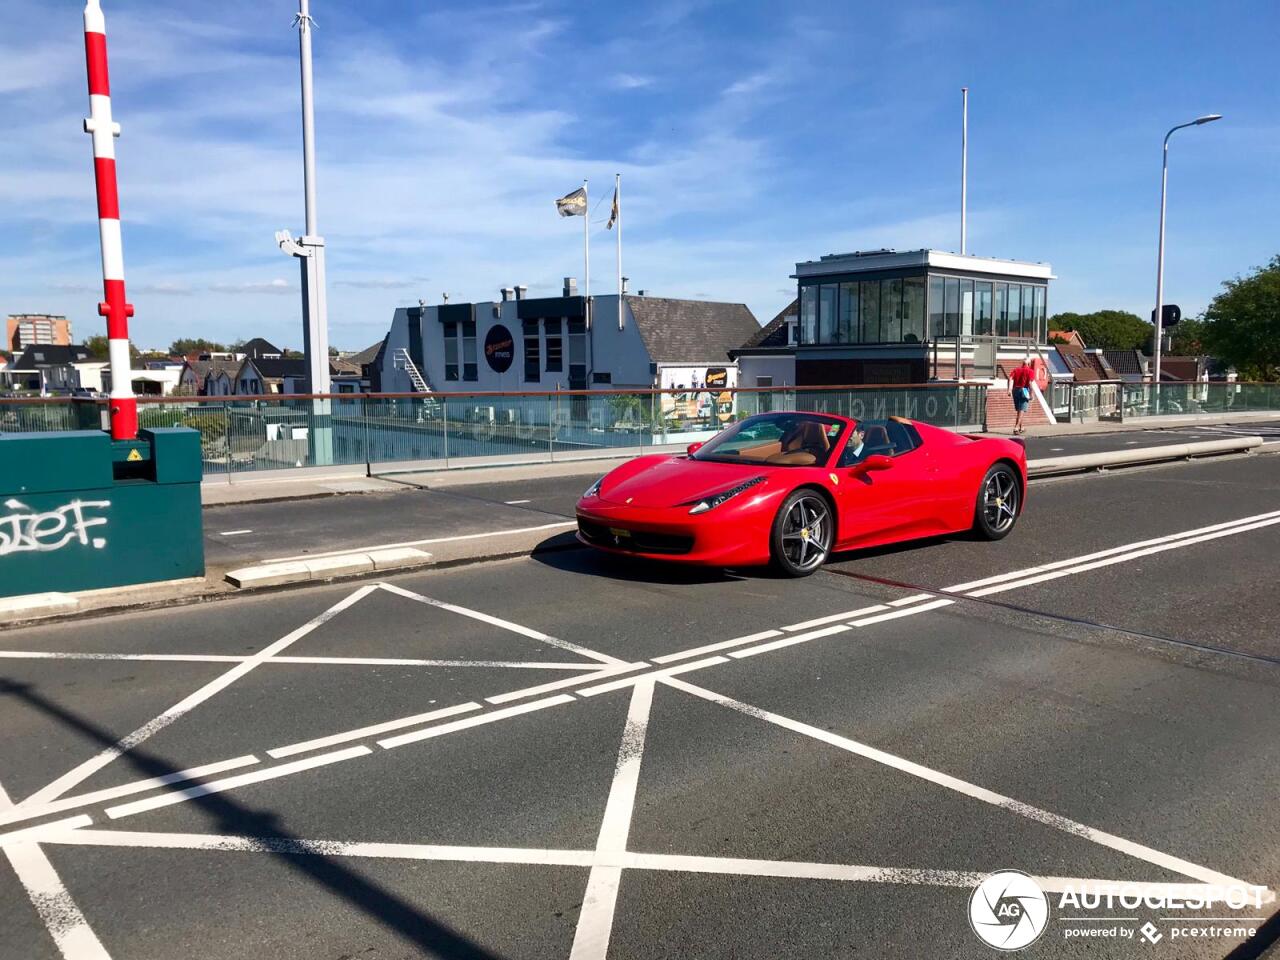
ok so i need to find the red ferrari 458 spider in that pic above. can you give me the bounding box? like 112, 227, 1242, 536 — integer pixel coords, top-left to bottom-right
576, 411, 1027, 577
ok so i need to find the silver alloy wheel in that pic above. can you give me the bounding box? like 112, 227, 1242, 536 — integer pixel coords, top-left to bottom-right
983, 469, 1019, 533
781, 494, 831, 571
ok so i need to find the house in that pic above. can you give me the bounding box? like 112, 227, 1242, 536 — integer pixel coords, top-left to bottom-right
182, 358, 240, 396
349, 338, 387, 392
13, 344, 92, 393
239, 338, 283, 360
1048, 329, 1087, 348
1101, 349, 1149, 383
378, 282, 760, 393
235, 357, 306, 395
1159, 356, 1211, 382
729, 298, 798, 388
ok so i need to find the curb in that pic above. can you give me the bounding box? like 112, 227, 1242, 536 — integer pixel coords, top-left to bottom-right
225, 547, 434, 588
1026, 437, 1263, 478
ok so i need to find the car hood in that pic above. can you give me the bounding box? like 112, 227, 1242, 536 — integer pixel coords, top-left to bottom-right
598, 455, 770, 508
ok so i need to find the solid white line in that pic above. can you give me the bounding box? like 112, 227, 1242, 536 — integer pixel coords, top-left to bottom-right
576, 657, 728, 697
265, 521, 576, 564
778, 604, 889, 633
0, 815, 95, 848
0, 780, 111, 960
219, 529, 253, 536
504, 499, 532, 505
570, 681, 654, 960
378, 695, 575, 749
888, 593, 933, 607
651, 629, 783, 663
729, 624, 851, 659
663, 678, 1250, 890
849, 598, 955, 626
377, 582, 626, 666
105, 746, 371, 821
0, 652, 602, 670
484, 664, 642, 705
267, 703, 482, 759
946, 510, 1280, 593
41, 829, 596, 867
966, 516, 1280, 598
21, 584, 380, 809
0, 756, 259, 828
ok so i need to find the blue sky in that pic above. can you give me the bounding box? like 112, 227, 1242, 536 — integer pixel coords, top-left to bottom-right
2, 0, 1277, 352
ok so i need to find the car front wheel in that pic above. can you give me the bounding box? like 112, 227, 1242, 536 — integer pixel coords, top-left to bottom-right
770, 489, 833, 577
973, 463, 1021, 541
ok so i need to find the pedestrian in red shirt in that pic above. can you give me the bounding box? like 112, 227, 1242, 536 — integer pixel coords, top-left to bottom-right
1009, 360, 1036, 435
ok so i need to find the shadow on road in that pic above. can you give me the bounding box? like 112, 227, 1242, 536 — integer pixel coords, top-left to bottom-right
530, 534, 765, 585
0, 677, 507, 960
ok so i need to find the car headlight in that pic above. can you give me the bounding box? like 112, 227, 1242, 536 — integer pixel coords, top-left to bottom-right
583, 476, 604, 498
684, 476, 765, 515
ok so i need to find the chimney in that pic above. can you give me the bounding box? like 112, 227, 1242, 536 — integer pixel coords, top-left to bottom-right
500, 287, 514, 302
563, 277, 578, 297
515, 285, 527, 301
621, 276, 629, 294
637, 289, 647, 297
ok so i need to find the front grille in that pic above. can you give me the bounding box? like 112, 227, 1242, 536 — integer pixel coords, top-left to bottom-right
578, 519, 694, 555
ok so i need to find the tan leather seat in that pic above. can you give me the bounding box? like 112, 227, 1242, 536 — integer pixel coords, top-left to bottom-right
768, 421, 830, 464
862, 424, 891, 453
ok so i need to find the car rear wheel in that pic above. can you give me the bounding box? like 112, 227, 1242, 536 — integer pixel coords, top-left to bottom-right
771, 490, 832, 577
973, 463, 1021, 541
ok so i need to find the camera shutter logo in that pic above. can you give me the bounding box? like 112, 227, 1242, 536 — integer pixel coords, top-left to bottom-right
968, 870, 1050, 951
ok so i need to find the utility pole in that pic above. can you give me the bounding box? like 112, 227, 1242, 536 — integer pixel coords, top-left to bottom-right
960, 87, 968, 256
276, 0, 332, 463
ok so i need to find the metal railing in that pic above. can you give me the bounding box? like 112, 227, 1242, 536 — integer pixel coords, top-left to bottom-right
930, 335, 1048, 380
0, 384, 987, 480
1048, 380, 1280, 423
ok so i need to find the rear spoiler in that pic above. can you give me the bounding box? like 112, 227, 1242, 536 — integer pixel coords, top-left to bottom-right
963, 433, 1025, 449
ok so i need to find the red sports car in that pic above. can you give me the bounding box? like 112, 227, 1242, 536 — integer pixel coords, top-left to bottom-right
576, 411, 1026, 577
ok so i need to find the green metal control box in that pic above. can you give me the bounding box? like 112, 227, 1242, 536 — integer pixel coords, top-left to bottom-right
0, 428, 205, 599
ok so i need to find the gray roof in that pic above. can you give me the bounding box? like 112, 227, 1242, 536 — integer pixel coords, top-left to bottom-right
625, 296, 760, 364
739, 298, 798, 350
16, 344, 92, 367
348, 338, 385, 367
1102, 349, 1146, 376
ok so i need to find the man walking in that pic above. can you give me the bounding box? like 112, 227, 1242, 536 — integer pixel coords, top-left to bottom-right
1009, 358, 1036, 435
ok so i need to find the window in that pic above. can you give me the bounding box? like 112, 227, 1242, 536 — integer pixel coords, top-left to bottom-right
800, 286, 818, 344
1021, 285, 1034, 340
544, 317, 563, 372
928, 276, 945, 339
568, 318, 587, 388
960, 278, 975, 337
1032, 286, 1046, 342
522, 319, 540, 381
592, 371, 611, 384
943, 277, 960, 337
692, 412, 845, 467
860, 280, 881, 342
883, 278, 903, 343
786, 320, 798, 345
839, 419, 922, 466
1006, 284, 1023, 338
462, 320, 477, 381
755, 376, 773, 387
838, 282, 858, 343
995, 283, 1008, 337
976, 281, 993, 336
818, 284, 838, 344
443, 321, 458, 381
903, 277, 926, 343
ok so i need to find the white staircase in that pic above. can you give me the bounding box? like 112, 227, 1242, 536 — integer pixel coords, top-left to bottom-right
393, 347, 433, 393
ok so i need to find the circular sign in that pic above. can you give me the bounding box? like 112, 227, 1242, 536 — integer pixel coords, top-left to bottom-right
968, 870, 1049, 951
484, 324, 514, 373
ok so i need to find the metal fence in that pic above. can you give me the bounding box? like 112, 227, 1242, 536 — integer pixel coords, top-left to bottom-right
1048, 381, 1280, 424
0, 384, 987, 479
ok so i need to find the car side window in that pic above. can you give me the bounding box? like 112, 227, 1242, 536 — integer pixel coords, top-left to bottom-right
839, 420, 920, 467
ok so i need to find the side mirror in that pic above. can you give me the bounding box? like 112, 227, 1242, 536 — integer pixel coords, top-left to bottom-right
849, 454, 893, 476
686, 441, 704, 456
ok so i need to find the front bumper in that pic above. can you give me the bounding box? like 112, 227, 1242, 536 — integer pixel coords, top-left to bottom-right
574, 496, 769, 567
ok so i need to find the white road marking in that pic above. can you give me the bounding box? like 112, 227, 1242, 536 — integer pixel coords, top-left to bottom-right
576, 657, 728, 697
779, 604, 888, 632
104, 746, 372, 821
377, 582, 626, 666
378, 694, 576, 749
888, 593, 933, 607
964, 516, 1280, 598
20, 584, 381, 809
946, 510, 1280, 593
265, 521, 577, 564
570, 681, 655, 960
849, 598, 955, 626
664, 678, 1253, 890
729, 624, 851, 659
218, 529, 253, 536
268, 703, 482, 759
0, 779, 110, 960
504, 499, 532, 505
483, 664, 642, 705
1050, 447, 1064, 451
651, 629, 783, 663
0, 756, 259, 829
0, 815, 95, 848
0, 651, 604, 670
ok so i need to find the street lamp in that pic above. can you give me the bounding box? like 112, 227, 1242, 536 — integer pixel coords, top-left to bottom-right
1153, 113, 1221, 392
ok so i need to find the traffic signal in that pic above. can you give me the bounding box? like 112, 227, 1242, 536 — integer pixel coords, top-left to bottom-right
1151, 304, 1181, 328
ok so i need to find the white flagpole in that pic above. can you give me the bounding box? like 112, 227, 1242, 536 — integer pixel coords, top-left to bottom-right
616, 173, 623, 330
582, 179, 590, 322
960, 86, 968, 255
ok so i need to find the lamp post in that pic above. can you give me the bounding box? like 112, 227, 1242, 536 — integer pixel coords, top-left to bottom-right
1153, 113, 1221, 392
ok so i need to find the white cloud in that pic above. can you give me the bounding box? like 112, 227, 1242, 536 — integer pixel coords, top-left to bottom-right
610, 73, 654, 90
208, 278, 293, 294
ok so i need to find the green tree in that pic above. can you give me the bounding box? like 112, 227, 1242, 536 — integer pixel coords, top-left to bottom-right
1201, 255, 1280, 380
83, 335, 110, 359
1168, 317, 1209, 356
1047, 310, 1152, 351
170, 337, 226, 356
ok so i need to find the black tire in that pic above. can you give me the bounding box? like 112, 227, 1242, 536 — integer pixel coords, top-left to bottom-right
973, 463, 1021, 541
770, 489, 833, 577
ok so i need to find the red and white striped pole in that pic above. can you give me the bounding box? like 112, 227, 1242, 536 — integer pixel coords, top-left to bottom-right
82, 0, 136, 440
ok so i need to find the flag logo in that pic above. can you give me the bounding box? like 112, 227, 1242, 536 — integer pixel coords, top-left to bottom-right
556, 187, 587, 217
606, 185, 619, 229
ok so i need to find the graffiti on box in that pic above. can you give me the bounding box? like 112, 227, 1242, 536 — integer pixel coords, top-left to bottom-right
0, 498, 110, 556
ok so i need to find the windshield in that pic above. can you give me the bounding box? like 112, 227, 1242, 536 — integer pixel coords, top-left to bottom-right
692, 413, 847, 467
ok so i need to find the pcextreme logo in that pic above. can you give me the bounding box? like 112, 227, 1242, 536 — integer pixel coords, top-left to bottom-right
969, 870, 1050, 951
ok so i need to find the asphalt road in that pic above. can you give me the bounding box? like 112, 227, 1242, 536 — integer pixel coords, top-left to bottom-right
4, 454, 1278, 959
